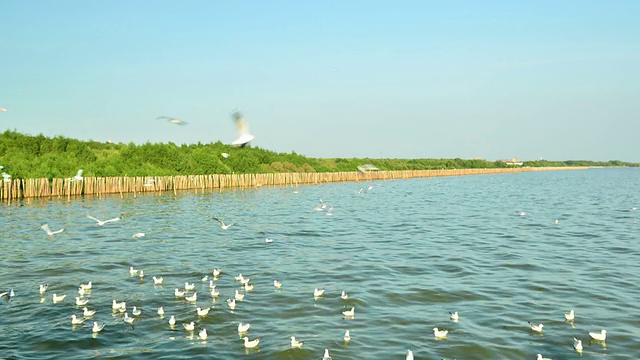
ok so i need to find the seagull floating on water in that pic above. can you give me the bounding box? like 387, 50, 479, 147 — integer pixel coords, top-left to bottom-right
344, 329, 351, 342
537, 354, 552, 360
39, 284, 48, 295
80, 281, 92, 290
131, 233, 145, 238
273, 280, 282, 289
168, 315, 176, 326
212, 268, 222, 277
589, 329, 606, 341
227, 298, 236, 309
528, 321, 544, 333
433, 327, 448, 338
71, 314, 85, 325
185, 282, 196, 291
290, 336, 304, 348
573, 337, 583, 351
138, 270, 144, 279
242, 336, 260, 348
314, 288, 325, 297
234, 290, 245, 301
132, 306, 142, 316
83, 307, 96, 317
564, 309, 575, 321
123, 312, 135, 325
449, 311, 459, 321
78, 287, 85, 297
244, 282, 254, 291
210, 288, 220, 297
341, 290, 348, 300
199, 328, 208, 340
342, 307, 355, 317
406, 349, 414, 360
183, 322, 195, 331
238, 322, 251, 333
0, 289, 15, 299
185, 292, 197, 302
153, 276, 164, 285
174, 289, 186, 298
323, 348, 332, 360
129, 266, 139, 276
112, 299, 126, 310
213, 217, 233, 230
157, 307, 165, 316
75, 297, 89, 306
87, 215, 121, 226
92, 321, 105, 333
196, 307, 210, 316
52, 293, 66, 303
41, 224, 64, 236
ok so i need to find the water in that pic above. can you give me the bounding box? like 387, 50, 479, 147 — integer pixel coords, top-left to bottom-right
1, 168, 639, 359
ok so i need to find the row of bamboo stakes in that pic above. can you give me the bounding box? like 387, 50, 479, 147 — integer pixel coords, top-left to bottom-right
1, 167, 587, 202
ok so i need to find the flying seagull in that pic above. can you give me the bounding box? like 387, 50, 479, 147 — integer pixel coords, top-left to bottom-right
230, 111, 255, 147
41, 224, 65, 236
86, 215, 121, 226
0, 106, 6, 112
213, 217, 233, 230
157, 116, 188, 125
72, 169, 83, 181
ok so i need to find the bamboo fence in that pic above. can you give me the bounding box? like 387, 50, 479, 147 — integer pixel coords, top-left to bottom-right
1, 167, 587, 202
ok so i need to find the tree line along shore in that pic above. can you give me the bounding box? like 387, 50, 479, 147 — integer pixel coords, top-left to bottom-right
1, 130, 636, 181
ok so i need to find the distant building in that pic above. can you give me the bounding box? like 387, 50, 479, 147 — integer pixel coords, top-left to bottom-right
497, 157, 524, 166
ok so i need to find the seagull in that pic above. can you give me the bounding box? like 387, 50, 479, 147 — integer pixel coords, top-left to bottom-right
244, 282, 254, 291
242, 336, 260, 349
273, 280, 282, 289
92, 321, 105, 333
537, 354, 552, 360
227, 298, 236, 309
208, 280, 216, 289
325, 207, 333, 216
433, 328, 448, 338
221, 152, 230, 159
174, 288, 186, 298
323, 348, 332, 360
132, 306, 142, 316
153, 276, 164, 285
199, 328, 208, 340
238, 322, 251, 333
157, 307, 165, 316
75, 297, 89, 306
157, 116, 188, 125
201, 275, 209, 282
564, 309, 575, 321
138, 270, 144, 279
290, 336, 304, 348
212, 268, 222, 277
39, 284, 48, 295
41, 224, 64, 236
449, 311, 459, 321
0, 289, 15, 299
83, 307, 96, 317
210, 288, 220, 297
240, 277, 251, 286
589, 329, 607, 341
72, 169, 83, 181
406, 349, 414, 360
169, 315, 176, 326
344, 329, 351, 342
196, 307, 210, 316
213, 217, 233, 230
185, 282, 196, 291
573, 337, 583, 351
129, 266, 139, 276
235, 274, 245, 281
314, 288, 325, 297
0, 106, 6, 112
341, 290, 348, 300
1, 172, 11, 182
265, 238, 273, 243
87, 215, 121, 226
80, 281, 92, 290
123, 312, 135, 325
342, 307, 355, 317
52, 293, 66, 303
112, 299, 126, 310
78, 287, 85, 297
185, 292, 197, 302
131, 233, 145, 238
183, 322, 195, 331
71, 314, 85, 325
528, 321, 544, 333
234, 290, 245, 301
230, 111, 256, 147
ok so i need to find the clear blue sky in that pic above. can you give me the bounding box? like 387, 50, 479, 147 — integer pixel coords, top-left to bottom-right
1, 1, 638, 161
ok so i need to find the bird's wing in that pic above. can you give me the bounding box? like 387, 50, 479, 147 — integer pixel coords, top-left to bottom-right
104, 217, 121, 223
76, 169, 83, 177
86, 215, 100, 222
41, 224, 51, 232
53, 228, 65, 234
213, 217, 224, 225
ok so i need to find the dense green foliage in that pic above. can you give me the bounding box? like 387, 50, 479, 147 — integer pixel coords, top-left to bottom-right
0, 130, 637, 179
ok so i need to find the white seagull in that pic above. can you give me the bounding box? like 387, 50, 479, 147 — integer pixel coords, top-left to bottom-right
244, 282, 254, 291
39, 284, 48, 295
153, 276, 164, 285
123, 312, 135, 325
589, 329, 607, 341
72, 169, 83, 181
199, 328, 208, 340
132, 306, 142, 316
238, 322, 251, 333
227, 298, 236, 309
242, 336, 260, 349
80, 281, 92, 290
86, 215, 121, 226
273, 280, 282, 289
528, 321, 544, 333
131, 232, 145, 238
213, 217, 233, 230
210, 288, 220, 297
112, 299, 126, 310
344, 329, 351, 342
406, 349, 414, 360
537, 354, 552, 360
573, 337, 583, 351
157, 307, 165, 316
169, 315, 176, 326
78, 287, 85, 297
342, 307, 355, 317
185, 282, 196, 291
235, 273, 245, 281
449, 311, 459, 321
234, 290, 245, 301
231, 111, 256, 147
92, 321, 105, 333
83, 307, 96, 317
129, 266, 139, 276
138, 270, 144, 279
185, 292, 197, 302
71, 314, 85, 325
157, 116, 188, 125
341, 290, 349, 300
174, 288, 186, 298
564, 309, 575, 321
41, 224, 64, 236
52, 293, 66, 303
183, 322, 195, 331
75, 297, 89, 306
212, 268, 222, 277
196, 307, 210, 316
433, 327, 448, 338
323, 348, 332, 360
314, 288, 325, 297
290, 336, 304, 348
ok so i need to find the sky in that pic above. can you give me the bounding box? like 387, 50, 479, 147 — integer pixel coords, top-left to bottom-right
0, 1, 639, 162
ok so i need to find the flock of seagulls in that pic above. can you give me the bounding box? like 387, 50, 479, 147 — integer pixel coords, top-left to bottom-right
157, 110, 256, 147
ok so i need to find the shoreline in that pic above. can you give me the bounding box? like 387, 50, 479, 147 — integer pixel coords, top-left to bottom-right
1, 167, 588, 202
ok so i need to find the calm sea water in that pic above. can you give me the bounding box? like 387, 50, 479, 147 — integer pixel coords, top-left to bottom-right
1, 168, 639, 360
